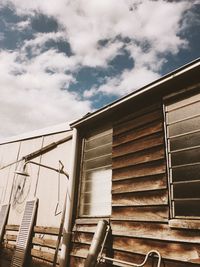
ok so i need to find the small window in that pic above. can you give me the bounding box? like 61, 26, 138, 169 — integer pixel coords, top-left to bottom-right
79, 128, 112, 217
165, 91, 200, 219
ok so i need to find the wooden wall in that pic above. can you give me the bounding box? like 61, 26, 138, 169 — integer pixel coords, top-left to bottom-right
70, 103, 200, 266
0, 224, 61, 266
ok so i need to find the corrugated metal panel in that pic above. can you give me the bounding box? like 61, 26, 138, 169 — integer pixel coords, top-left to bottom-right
11, 198, 38, 267
0, 204, 10, 243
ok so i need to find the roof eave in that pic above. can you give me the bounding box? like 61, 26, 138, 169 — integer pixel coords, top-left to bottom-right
70, 58, 200, 128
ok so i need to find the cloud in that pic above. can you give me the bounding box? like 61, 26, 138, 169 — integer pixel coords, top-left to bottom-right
4, 0, 192, 68
0, 0, 198, 137
0, 49, 91, 137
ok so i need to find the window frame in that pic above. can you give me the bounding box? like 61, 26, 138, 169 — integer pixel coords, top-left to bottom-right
163, 86, 200, 228
77, 126, 112, 218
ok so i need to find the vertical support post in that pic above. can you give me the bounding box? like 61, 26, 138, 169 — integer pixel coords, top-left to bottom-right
59, 128, 78, 267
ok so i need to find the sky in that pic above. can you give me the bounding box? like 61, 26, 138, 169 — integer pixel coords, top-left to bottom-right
0, 0, 199, 138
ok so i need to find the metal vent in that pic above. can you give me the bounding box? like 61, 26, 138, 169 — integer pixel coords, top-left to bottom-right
0, 204, 10, 243
11, 199, 38, 267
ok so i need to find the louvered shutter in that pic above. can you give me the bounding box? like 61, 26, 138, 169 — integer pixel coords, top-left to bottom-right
11, 199, 38, 267
0, 204, 10, 243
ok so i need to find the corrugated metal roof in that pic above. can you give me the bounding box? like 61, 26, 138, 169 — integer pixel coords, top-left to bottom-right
0, 122, 72, 145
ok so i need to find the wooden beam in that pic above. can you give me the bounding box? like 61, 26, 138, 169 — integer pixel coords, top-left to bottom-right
32, 237, 58, 249
34, 226, 60, 235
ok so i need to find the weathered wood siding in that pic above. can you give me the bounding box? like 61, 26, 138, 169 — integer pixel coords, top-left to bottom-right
0, 224, 61, 267
111, 104, 200, 266
70, 103, 200, 266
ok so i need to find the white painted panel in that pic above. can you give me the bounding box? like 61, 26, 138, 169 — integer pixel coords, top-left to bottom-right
0, 142, 20, 168
9, 137, 43, 225
35, 132, 72, 227
0, 142, 20, 206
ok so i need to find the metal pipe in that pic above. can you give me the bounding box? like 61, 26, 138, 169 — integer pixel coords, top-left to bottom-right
100, 250, 161, 267
84, 220, 109, 267
15, 160, 69, 178
59, 128, 78, 267
53, 185, 67, 267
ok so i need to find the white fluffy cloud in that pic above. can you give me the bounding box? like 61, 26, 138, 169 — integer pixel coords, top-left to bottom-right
0, 49, 91, 137
0, 0, 197, 137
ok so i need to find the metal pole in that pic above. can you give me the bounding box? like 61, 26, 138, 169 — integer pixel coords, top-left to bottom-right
100, 250, 162, 267
84, 220, 109, 267
59, 128, 78, 267
23, 160, 69, 178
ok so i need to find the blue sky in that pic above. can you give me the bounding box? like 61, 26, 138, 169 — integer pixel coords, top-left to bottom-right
0, 0, 199, 137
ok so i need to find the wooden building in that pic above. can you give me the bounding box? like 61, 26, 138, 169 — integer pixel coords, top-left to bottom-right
0, 58, 200, 267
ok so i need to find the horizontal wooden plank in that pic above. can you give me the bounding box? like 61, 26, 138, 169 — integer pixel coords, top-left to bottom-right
72, 219, 200, 245
30, 257, 54, 267
31, 248, 58, 263
72, 232, 93, 245
112, 206, 168, 222
69, 256, 85, 267
113, 236, 200, 263
3, 234, 17, 242
111, 221, 200, 244
112, 189, 168, 207
5, 225, 19, 231
112, 160, 166, 181
70, 243, 89, 259
75, 218, 109, 225
113, 132, 164, 158
169, 219, 200, 230
69, 244, 200, 267
114, 109, 163, 136
106, 250, 160, 267
112, 145, 165, 170
112, 250, 200, 267
0, 248, 13, 262
112, 174, 167, 194
32, 237, 57, 249
113, 120, 163, 147
2, 243, 15, 250
114, 103, 161, 125
73, 224, 97, 233
34, 226, 59, 235
71, 230, 200, 263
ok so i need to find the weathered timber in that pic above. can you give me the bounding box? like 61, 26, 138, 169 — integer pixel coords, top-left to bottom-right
72, 232, 93, 245
112, 206, 168, 222
112, 250, 200, 267
2, 242, 15, 250
112, 132, 164, 158
31, 249, 58, 263
73, 224, 97, 233
5, 225, 19, 231
34, 226, 59, 235
113, 120, 163, 147
112, 189, 168, 206
112, 160, 166, 181
70, 243, 89, 259
69, 256, 85, 267
112, 145, 165, 169
111, 221, 200, 244
32, 237, 57, 249
112, 236, 200, 263
112, 174, 167, 194
114, 109, 163, 136
3, 234, 17, 242
169, 219, 200, 230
